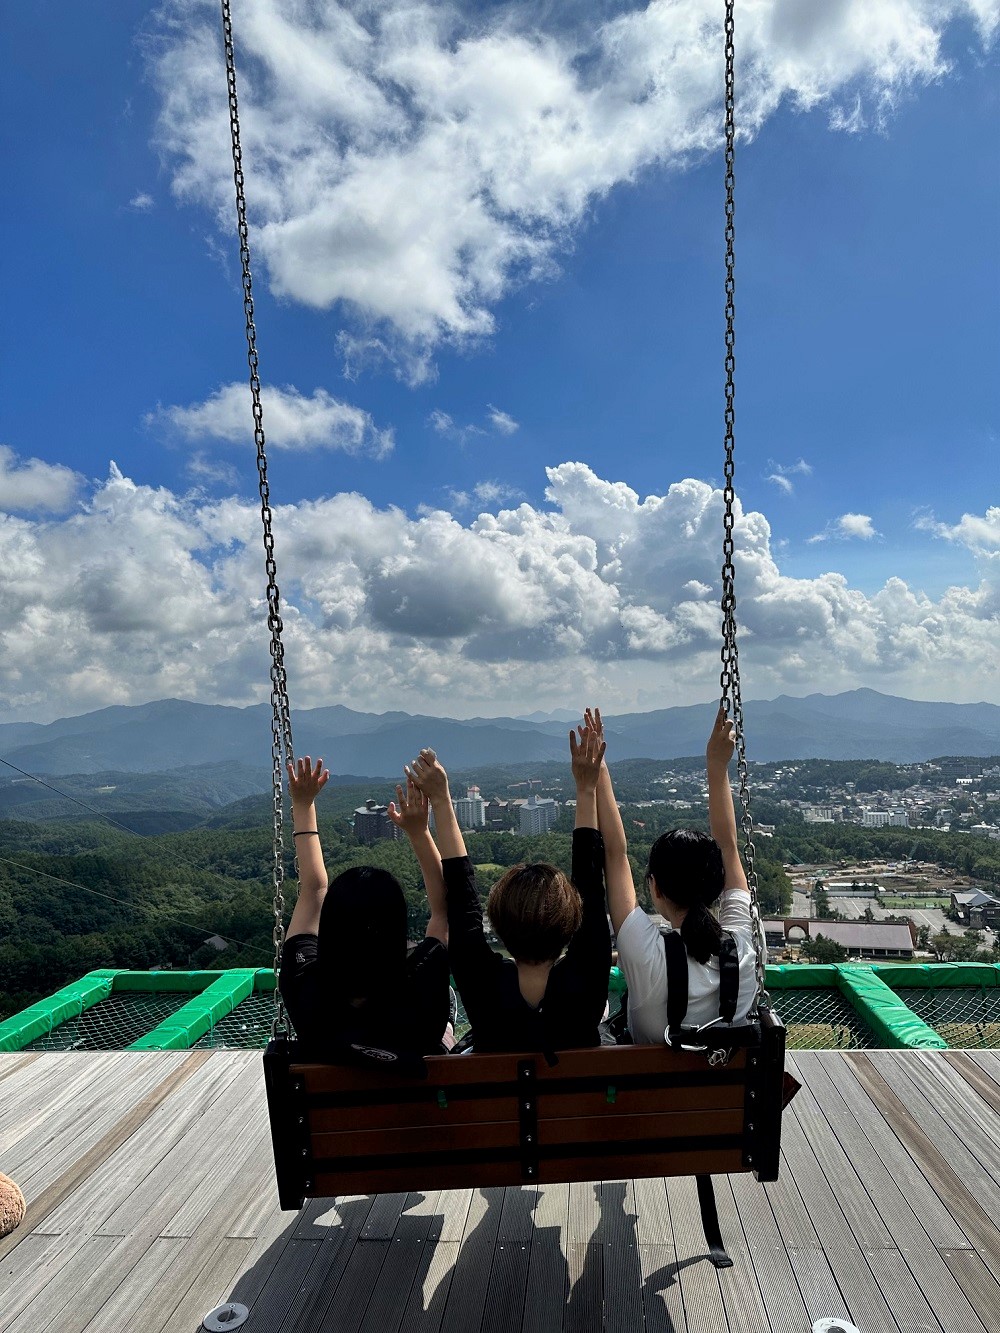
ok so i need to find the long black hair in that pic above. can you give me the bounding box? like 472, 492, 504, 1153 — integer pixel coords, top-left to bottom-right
318, 865, 408, 1027
646, 829, 725, 965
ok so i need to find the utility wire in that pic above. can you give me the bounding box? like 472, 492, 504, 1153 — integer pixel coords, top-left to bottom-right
0, 757, 146, 838
0, 854, 273, 961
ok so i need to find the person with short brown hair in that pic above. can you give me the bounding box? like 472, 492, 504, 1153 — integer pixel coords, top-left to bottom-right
487, 861, 582, 963
406, 728, 611, 1054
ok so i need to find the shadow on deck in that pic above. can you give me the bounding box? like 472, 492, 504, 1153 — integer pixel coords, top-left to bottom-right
1, 1048, 998, 1331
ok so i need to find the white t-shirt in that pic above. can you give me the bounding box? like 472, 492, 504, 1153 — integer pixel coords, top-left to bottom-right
615, 890, 764, 1045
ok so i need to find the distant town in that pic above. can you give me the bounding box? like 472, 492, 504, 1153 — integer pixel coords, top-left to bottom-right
348, 754, 1000, 969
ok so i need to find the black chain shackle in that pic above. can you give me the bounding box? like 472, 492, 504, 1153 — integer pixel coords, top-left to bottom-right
220, 0, 296, 1037
717, 0, 766, 1012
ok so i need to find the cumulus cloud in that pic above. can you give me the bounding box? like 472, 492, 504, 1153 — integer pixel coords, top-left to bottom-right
2, 460, 997, 721
0, 446, 83, 514
916, 506, 1000, 561
128, 191, 155, 211
149, 0, 998, 379
148, 382, 394, 458
809, 512, 879, 543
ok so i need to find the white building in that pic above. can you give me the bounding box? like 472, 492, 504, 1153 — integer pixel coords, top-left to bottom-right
802, 806, 836, 824
453, 786, 486, 829
518, 795, 560, 836
861, 808, 909, 828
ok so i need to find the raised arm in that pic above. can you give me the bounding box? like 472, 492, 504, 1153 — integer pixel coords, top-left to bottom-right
285, 756, 330, 938
583, 708, 637, 934
707, 705, 748, 892
569, 723, 606, 829
389, 777, 448, 944
407, 748, 466, 860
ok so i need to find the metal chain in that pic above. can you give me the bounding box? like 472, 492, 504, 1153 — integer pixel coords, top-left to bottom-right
717, 0, 766, 1014
220, 0, 296, 1038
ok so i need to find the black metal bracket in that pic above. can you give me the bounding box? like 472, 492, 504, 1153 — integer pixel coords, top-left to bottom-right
517, 1059, 539, 1182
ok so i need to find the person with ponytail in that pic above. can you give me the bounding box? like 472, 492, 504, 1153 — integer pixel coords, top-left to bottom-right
589, 705, 762, 1044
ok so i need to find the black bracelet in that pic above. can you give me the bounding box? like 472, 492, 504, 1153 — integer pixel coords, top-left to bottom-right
293, 830, 320, 837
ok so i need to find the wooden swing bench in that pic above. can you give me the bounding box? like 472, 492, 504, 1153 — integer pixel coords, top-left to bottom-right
264, 1007, 795, 1266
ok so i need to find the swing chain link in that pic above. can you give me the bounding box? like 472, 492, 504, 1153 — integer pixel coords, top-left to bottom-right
221, 0, 296, 1038
718, 0, 767, 1015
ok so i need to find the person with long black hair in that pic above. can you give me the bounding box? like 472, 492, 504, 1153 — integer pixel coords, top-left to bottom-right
279, 758, 452, 1056
592, 706, 762, 1043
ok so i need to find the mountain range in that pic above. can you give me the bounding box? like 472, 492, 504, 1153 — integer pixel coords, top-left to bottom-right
2, 690, 999, 781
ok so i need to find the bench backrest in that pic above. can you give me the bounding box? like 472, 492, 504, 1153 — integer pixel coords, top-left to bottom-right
263, 1008, 788, 1209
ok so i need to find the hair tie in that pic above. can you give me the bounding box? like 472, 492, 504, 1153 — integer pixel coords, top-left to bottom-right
293, 830, 320, 837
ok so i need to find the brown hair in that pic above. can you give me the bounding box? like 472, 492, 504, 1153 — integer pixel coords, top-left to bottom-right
487, 862, 583, 963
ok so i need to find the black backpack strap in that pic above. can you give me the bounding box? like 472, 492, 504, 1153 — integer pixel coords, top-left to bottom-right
662, 929, 688, 1048
717, 930, 739, 1024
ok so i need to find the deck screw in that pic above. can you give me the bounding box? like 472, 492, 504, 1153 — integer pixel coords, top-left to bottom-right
300, 1147, 308, 1157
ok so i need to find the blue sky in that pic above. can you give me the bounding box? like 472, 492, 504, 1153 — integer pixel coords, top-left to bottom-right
2, 0, 998, 724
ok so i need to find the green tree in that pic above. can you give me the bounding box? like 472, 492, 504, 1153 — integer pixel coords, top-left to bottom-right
801, 934, 848, 963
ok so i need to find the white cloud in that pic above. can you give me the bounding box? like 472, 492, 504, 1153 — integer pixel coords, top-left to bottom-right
128, 191, 155, 211
149, 0, 997, 377
0, 446, 82, 514
916, 506, 1000, 560
430, 404, 518, 443
148, 382, 394, 458
428, 410, 484, 445
449, 480, 524, 509
3, 460, 998, 721
487, 405, 519, 435
766, 457, 812, 495
808, 512, 879, 542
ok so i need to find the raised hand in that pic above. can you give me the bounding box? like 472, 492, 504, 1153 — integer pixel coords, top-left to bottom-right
388, 777, 429, 834
286, 756, 330, 807
579, 706, 604, 749
405, 748, 450, 804
706, 704, 737, 769
569, 726, 606, 791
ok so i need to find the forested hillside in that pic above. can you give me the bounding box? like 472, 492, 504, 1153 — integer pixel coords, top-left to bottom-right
3, 765, 999, 1025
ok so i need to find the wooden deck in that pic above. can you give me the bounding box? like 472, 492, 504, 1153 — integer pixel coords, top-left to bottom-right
1, 1048, 999, 1332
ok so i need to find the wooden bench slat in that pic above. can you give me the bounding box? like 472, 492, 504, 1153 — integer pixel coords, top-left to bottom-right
306, 1082, 746, 1133
309, 1108, 746, 1160
308, 1146, 748, 1197
293, 1045, 749, 1096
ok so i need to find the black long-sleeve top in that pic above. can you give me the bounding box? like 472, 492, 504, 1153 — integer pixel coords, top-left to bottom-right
443, 827, 612, 1053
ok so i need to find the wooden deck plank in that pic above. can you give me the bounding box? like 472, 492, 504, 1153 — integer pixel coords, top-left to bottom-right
730, 1171, 809, 1332
521, 1183, 571, 1333
868, 1246, 985, 1333
882, 1048, 1000, 1187
4, 1233, 123, 1333
664, 1174, 730, 1332
941, 1250, 1000, 1333
602, 1180, 645, 1333
3, 1048, 1000, 1332
0, 1233, 87, 1332
844, 1052, 1000, 1260
639, 1242, 688, 1333
357, 1191, 446, 1333
437, 1187, 506, 1333
785, 1054, 896, 1251
480, 1187, 537, 1333
712, 1176, 772, 1333
802, 1052, 957, 1248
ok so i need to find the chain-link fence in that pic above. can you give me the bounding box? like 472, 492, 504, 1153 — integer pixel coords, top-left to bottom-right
894, 987, 1000, 1050
773, 988, 880, 1050
23, 991, 191, 1052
